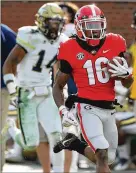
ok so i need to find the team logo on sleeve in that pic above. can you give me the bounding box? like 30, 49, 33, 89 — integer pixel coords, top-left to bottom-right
77, 52, 84, 60
84, 105, 92, 110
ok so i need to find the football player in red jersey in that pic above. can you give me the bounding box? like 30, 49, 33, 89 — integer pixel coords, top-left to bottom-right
53, 4, 133, 173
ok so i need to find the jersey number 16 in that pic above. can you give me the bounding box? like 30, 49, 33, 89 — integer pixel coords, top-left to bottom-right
83, 57, 110, 85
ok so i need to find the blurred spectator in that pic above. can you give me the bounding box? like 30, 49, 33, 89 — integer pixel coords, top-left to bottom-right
1, 24, 16, 87
114, 104, 136, 170
113, 11, 136, 171
114, 80, 136, 170
129, 10, 136, 115
1, 24, 16, 171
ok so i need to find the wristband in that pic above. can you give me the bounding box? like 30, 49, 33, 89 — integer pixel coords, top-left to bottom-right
3, 74, 16, 94
3, 74, 15, 84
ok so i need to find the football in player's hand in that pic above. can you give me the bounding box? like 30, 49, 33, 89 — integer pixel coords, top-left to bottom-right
107, 56, 123, 80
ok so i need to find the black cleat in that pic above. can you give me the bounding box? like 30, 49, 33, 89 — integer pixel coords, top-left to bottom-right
53, 133, 78, 153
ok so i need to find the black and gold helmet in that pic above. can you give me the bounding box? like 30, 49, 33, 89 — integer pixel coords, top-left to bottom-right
35, 3, 65, 40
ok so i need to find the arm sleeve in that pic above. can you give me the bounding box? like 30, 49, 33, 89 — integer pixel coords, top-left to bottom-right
16, 27, 35, 52
59, 60, 72, 74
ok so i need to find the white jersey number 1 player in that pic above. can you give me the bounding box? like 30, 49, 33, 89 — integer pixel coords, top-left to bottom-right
3, 3, 68, 172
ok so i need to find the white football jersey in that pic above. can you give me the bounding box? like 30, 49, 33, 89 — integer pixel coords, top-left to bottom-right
16, 26, 69, 87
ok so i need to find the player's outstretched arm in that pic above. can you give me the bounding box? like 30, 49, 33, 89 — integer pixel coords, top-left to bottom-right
53, 67, 78, 127
53, 69, 70, 108
3, 44, 26, 97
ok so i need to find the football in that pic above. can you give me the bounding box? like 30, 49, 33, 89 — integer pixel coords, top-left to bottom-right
107, 56, 123, 80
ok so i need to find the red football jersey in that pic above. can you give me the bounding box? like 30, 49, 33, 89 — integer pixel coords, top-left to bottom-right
57, 33, 126, 101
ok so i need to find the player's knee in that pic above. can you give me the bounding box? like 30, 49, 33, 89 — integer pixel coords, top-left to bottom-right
48, 132, 62, 146
108, 150, 116, 165
90, 135, 109, 150
52, 132, 62, 141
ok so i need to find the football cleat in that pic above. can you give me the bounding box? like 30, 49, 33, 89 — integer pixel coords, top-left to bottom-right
5, 149, 24, 163
53, 133, 77, 153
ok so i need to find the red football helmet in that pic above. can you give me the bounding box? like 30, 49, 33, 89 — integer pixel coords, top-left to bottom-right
74, 4, 107, 45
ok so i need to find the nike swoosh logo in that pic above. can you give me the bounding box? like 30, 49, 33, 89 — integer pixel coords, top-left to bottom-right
62, 138, 73, 147
103, 49, 110, 53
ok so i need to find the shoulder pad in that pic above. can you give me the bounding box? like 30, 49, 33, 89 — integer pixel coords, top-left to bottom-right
57, 38, 75, 61
18, 26, 38, 34
16, 26, 38, 52
106, 33, 125, 41
107, 33, 126, 53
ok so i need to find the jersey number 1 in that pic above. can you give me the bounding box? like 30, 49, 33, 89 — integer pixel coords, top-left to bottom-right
32, 50, 45, 72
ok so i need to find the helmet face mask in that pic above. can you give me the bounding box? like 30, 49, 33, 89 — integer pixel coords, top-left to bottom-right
75, 5, 107, 43
76, 18, 106, 40
35, 3, 65, 40
37, 17, 65, 39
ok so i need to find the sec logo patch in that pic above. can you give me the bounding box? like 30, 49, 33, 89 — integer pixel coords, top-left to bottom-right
77, 52, 84, 60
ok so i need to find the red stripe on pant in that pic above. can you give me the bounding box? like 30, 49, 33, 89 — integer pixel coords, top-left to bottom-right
77, 103, 96, 153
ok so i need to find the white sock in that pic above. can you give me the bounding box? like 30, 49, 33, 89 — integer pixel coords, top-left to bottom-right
15, 132, 27, 149
8, 126, 21, 141
70, 151, 78, 172
48, 132, 64, 172
13, 142, 22, 154
8, 126, 26, 149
